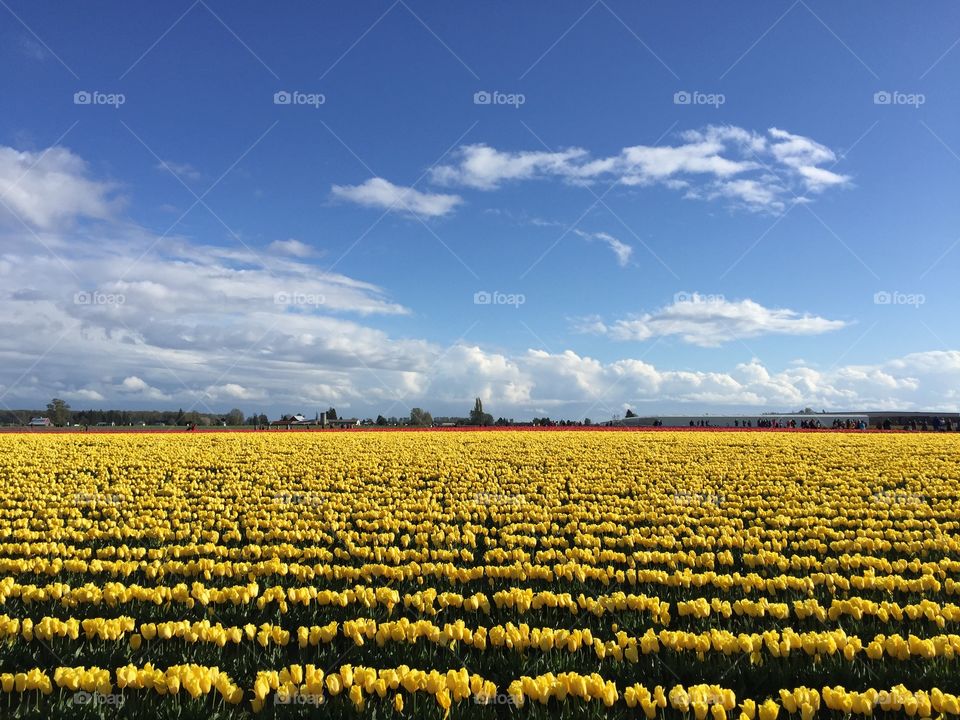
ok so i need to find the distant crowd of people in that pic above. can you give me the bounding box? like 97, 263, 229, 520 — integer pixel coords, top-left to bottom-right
675, 417, 956, 430
895, 417, 954, 431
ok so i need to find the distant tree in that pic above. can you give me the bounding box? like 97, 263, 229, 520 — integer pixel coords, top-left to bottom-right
182, 411, 202, 426
376, 415, 388, 426
469, 398, 493, 426
326, 407, 338, 420
625, 409, 637, 418
470, 398, 483, 425
409, 408, 433, 427
46, 398, 70, 426
225, 408, 244, 426
495, 417, 511, 426
257, 413, 269, 426
584, 418, 592, 426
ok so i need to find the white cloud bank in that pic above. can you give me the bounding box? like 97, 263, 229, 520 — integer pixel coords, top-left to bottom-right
578, 295, 847, 347
428, 126, 848, 212
0, 142, 953, 419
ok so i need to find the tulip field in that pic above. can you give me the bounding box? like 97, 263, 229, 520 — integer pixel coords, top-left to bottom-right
0, 430, 959, 718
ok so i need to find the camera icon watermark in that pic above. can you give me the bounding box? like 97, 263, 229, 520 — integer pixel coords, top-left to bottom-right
73, 691, 125, 707
673, 90, 725, 108
74, 290, 126, 306
873, 290, 925, 308
474, 290, 525, 308
273, 90, 325, 108
674, 291, 725, 305
73, 90, 126, 108
873, 90, 925, 108
274, 291, 326, 307
473, 90, 525, 108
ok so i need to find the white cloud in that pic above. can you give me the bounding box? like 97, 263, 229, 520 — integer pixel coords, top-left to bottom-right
0, 146, 118, 228
205, 383, 265, 401
579, 295, 846, 347
68, 388, 105, 402
268, 238, 313, 257
118, 376, 170, 401
430, 145, 589, 190
573, 230, 633, 266
429, 127, 848, 212
701, 178, 786, 212
156, 160, 201, 182
331, 177, 462, 217
121, 376, 148, 392
767, 128, 849, 193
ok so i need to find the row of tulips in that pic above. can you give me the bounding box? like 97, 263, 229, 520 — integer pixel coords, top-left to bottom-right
4, 665, 958, 718
1, 613, 959, 666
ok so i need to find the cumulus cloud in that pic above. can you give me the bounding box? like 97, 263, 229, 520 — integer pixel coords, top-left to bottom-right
204, 383, 265, 401
0, 146, 118, 228
331, 177, 462, 217
121, 376, 148, 392
578, 295, 847, 347
429, 127, 848, 212
118, 376, 170, 401
513, 349, 948, 413
68, 388, 105, 402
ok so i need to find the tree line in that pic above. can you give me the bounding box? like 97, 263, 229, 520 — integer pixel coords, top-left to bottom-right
1, 400, 267, 427
6, 398, 595, 428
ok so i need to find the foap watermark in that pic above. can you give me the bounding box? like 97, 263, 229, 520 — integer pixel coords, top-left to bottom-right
74, 90, 125, 108
274, 90, 325, 108
474, 492, 527, 506
74, 290, 125, 306
74, 492, 122, 507
674, 291, 725, 305
272, 492, 323, 507
274, 291, 326, 308
72, 691, 125, 707
674, 90, 725, 108
673, 492, 725, 507
872, 490, 927, 507
275, 692, 324, 706
473, 90, 525, 108
874, 90, 925, 108
474, 692, 519, 706
474, 290, 525, 308
874, 290, 925, 308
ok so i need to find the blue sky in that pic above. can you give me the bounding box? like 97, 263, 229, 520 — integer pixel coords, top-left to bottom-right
1, 1, 959, 419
